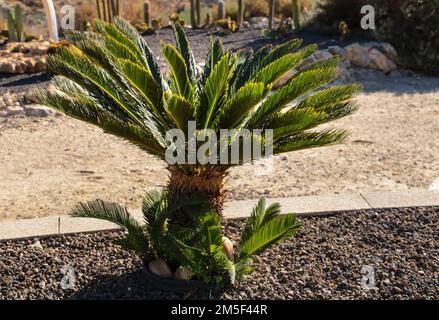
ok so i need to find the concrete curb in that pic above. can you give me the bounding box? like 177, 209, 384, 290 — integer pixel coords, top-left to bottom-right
1, 190, 438, 241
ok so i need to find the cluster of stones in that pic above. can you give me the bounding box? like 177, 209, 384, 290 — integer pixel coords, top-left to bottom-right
312, 42, 398, 82
0, 41, 50, 74
0, 90, 59, 118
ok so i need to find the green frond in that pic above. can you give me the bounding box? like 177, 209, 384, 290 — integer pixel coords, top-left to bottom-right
231, 44, 272, 92
165, 94, 195, 130
238, 213, 302, 259
142, 190, 168, 256
70, 199, 142, 234
234, 257, 254, 282
269, 107, 328, 141
247, 66, 339, 129
94, 19, 148, 69
198, 52, 235, 128
161, 43, 195, 103
70, 199, 149, 255
239, 197, 281, 248
299, 55, 341, 73
200, 37, 224, 89
113, 17, 163, 87
259, 39, 303, 68
172, 21, 196, 82
252, 44, 317, 86
274, 129, 350, 153
214, 82, 267, 129
296, 84, 362, 110
47, 47, 143, 125
117, 59, 164, 117
34, 88, 165, 157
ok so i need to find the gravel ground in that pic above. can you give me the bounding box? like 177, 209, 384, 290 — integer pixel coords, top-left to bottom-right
1, 207, 438, 300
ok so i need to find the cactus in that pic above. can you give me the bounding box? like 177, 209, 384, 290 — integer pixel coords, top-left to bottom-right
144, 1, 151, 26
96, 0, 102, 19
268, 0, 275, 30
237, 0, 243, 28
190, 0, 197, 28
107, 0, 112, 22
217, 0, 225, 20
196, 0, 201, 27
115, 0, 120, 16
96, 0, 119, 23
7, 4, 25, 42
292, 0, 301, 31
204, 12, 212, 27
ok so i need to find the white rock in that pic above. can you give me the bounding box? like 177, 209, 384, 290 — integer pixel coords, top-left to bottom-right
29, 240, 44, 250
24, 104, 56, 117
4, 106, 23, 116
3, 94, 16, 106
345, 43, 371, 68
250, 16, 269, 28
429, 177, 439, 191
369, 48, 397, 74
313, 50, 333, 61
376, 42, 398, 61
328, 45, 347, 60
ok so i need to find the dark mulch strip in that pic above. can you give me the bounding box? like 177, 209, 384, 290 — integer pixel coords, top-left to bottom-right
0, 27, 366, 95
1, 207, 437, 300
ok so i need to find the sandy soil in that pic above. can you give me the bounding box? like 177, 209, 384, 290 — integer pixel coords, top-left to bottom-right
1, 68, 439, 221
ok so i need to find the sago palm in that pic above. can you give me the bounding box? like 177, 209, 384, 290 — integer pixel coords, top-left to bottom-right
36, 17, 360, 220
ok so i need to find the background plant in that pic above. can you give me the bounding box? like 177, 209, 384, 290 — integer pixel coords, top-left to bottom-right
7, 4, 25, 42
373, 0, 439, 76
310, 0, 439, 75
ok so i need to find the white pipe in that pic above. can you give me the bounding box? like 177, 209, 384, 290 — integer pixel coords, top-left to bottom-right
42, 0, 59, 42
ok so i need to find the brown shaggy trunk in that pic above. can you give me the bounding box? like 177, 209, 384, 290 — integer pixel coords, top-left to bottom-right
167, 167, 226, 225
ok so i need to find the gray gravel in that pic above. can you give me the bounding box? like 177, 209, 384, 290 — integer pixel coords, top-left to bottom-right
0, 207, 438, 300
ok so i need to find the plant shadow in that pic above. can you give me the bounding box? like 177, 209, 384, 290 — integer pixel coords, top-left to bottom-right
68, 269, 220, 300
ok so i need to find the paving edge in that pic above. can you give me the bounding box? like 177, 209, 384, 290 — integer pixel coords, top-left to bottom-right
1, 190, 438, 241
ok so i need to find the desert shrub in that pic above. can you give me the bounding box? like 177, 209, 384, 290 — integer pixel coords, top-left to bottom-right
312, 0, 439, 75
373, 0, 439, 75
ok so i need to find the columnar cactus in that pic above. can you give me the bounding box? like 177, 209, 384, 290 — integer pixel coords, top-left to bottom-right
268, 0, 275, 30
190, 0, 197, 28
96, 0, 102, 19
107, 0, 112, 22
237, 0, 244, 28
196, 0, 201, 27
115, 0, 120, 16
7, 4, 24, 42
96, 0, 119, 23
217, 0, 225, 20
144, 1, 151, 25
292, 0, 301, 30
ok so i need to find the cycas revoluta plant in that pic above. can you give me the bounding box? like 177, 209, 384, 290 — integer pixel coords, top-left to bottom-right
35, 17, 360, 292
